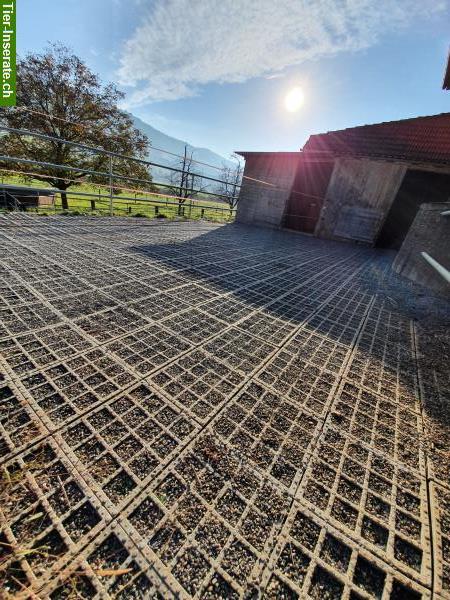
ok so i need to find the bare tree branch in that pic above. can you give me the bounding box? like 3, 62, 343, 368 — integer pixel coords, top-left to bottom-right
217, 154, 243, 213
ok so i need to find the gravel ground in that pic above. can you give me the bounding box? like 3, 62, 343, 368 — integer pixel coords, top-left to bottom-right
0, 213, 449, 599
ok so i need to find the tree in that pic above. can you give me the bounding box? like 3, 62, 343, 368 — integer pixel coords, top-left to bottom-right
0, 43, 152, 210
169, 145, 207, 214
218, 154, 243, 213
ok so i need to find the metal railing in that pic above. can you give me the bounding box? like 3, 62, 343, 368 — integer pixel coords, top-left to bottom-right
420, 208, 450, 285
0, 125, 240, 222
421, 251, 450, 284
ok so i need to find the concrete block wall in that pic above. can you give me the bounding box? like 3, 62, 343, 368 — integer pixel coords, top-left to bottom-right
236, 153, 300, 228
316, 157, 406, 243
393, 202, 450, 297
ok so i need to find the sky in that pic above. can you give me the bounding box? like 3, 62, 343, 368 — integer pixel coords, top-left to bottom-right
19, 0, 450, 159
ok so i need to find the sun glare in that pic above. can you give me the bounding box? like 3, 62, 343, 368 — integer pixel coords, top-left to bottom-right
285, 86, 304, 112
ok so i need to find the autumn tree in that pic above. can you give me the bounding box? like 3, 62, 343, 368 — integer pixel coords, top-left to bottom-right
0, 43, 152, 209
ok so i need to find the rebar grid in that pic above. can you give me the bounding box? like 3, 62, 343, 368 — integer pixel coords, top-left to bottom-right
0, 213, 448, 599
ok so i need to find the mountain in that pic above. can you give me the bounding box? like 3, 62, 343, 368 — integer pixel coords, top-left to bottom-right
130, 114, 235, 193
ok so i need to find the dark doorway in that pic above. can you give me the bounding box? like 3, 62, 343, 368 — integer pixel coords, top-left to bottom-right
284, 158, 335, 233
376, 169, 450, 249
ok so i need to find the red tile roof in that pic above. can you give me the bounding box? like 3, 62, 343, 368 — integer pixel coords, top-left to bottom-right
303, 113, 450, 165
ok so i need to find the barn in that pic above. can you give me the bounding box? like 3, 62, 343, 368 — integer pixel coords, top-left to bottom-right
236, 113, 450, 250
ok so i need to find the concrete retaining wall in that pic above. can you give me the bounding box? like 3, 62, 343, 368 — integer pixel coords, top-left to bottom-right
393, 202, 450, 297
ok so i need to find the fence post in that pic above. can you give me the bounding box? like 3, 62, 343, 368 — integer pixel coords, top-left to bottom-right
201, 208, 205, 219
188, 199, 192, 219
108, 155, 113, 217
155, 205, 159, 216
91, 199, 96, 211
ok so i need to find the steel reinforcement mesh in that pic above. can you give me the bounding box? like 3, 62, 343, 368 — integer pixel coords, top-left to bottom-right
0, 213, 449, 599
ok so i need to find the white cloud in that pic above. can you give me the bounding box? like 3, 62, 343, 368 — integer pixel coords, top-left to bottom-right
118, 0, 446, 105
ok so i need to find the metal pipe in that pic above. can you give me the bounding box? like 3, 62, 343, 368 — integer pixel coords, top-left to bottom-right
0, 154, 108, 178
0, 125, 241, 188
15, 106, 238, 175
421, 252, 450, 283
0, 154, 239, 201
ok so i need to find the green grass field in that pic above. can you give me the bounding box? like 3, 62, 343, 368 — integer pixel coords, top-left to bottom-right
0, 174, 236, 223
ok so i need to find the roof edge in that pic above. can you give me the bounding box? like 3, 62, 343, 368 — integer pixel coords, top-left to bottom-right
235, 151, 302, 157
304, 112, 450, 141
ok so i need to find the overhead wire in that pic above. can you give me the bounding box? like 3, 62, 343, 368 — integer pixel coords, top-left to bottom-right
0, 166, 238, 205
11, 107, 281, 188
12, 106, 231, 172
4, 110, 326, 201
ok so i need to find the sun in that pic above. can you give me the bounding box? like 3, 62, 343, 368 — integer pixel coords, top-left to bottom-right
285, 86, 304, 112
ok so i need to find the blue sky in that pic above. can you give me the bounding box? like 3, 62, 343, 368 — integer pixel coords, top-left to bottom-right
19, 0, 449, 158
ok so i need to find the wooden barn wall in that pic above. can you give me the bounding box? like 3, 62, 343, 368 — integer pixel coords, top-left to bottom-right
236, 154, 300, 228
283, 158, 335, 233
316, 157, 407, 243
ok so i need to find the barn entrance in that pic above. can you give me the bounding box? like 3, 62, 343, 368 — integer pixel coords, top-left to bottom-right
284, 158, 335, 233
376, 169, 450, 249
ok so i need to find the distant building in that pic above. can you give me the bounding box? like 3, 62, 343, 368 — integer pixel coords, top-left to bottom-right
236, 113, 450, 250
